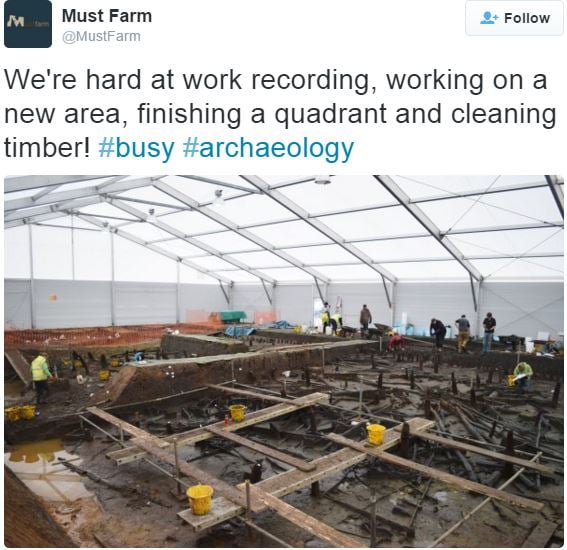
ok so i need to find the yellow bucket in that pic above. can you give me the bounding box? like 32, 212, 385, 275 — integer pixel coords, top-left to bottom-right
507, 374, 515, 387
367, 424, 386, 446
5, 407, 21, 422
20, 405, 36, 420
187, 484, 214, 515
99, 370, 110, 381
229, 404, 247, 422
110, 358, 120, 368
293, 325, 302, 334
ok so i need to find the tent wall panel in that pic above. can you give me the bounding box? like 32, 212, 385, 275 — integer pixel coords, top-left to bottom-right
481, 282, 563, 338
4, 279, 32, 329
231, 285, 274, 323
114, 282, 176, 325
275, 284, 313, 325
34, 280, 112, 329
178, 284, 228, 323
394, 283, 474, 337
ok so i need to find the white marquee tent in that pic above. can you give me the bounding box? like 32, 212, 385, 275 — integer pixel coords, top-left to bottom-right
4, 175, 564, 337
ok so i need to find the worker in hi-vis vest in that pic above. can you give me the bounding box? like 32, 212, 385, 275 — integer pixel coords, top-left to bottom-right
30, 352, 53, 405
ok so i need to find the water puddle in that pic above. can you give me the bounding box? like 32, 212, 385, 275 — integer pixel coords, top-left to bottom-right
5, 438, 93, 502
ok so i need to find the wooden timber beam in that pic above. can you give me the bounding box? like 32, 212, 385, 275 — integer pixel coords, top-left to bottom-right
402, 428, 555, 476
326, 433, 544, 512
251, 486, 363, 548
205, 425, 315, 472
178, 417, 435, 532
206, 383, 305, 405
107, 392, 328, 465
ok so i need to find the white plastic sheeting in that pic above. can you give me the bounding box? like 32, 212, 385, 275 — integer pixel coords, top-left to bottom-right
4, 175, 563, 284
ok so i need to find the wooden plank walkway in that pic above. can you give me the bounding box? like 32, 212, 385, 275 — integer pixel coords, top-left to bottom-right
521, 519, 558, 548
205, 425, 315, 472
4, 349, 32, 384
179, 417, 434, 531
107, 392, 328, 465
405, 428, 555, 475
327, 433, 544, 512
88, 405, 361, 546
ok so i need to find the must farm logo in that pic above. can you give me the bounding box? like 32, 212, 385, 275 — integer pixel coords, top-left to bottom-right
4, 0, 52, 48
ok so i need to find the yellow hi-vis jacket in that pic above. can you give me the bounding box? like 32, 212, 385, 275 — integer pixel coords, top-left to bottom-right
321, 311, 330, 323
31, 356, 51, 381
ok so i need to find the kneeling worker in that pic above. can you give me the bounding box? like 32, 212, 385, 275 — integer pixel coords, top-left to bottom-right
388, 332, 405, 352
30, 352, 54, 405
331, 310, 343, 335
513, 361, 533, 393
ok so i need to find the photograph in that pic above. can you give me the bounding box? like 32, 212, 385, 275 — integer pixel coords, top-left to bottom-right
3, 175, 564, 548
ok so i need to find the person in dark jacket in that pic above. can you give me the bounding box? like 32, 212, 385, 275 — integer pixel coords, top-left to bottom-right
430, 318, 447, 350
359, 304, 372, 337
482, 312, 496, 353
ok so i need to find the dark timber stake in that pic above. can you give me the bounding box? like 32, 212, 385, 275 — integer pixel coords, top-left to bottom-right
308, 407, 318, 433
451, 372, 458, 395
476, 371, 481, 388
371, 353, 376, 370
552, 382, 561, 409
489, 420, 498, 439
419, 354, 424, 370
311, 481, 321, 497
487, 367, 494, 384
410, 369, 416, 390
424, 390, 432, 420
304, 366, 311, 387
470, 388, 477, 406
433, 354, 439, 374
377, 373, 383, 389
400, 422, 411, 459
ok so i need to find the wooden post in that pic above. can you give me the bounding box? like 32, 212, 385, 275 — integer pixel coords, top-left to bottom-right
173, 438, 181, 494
404, 368, 409, 380
476, 371, 481, 388
470, 388, 477, 406
377, 373, 383, 389
410, 369, 416, 390
419, 354, 424, 371
309, 407, 318, 433
552, 382, 561, 409
304, 366, 311, 387
400, 422, 410, 459
424, 389, 432, 420
310, 481, 321, 497
371, 353, 376, 370
433, 353, 439, 374
487, 367, 494, 385
451, 372, 458, 395
489, 420, 498, 439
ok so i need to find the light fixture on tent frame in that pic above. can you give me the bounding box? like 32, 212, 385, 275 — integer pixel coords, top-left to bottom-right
314, 175, 332, 185
213, 189, 225, 205
147, 208, 157, 223
102, 221, 110, 232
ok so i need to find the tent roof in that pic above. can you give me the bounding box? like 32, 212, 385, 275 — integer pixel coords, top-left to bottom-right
4, 175, 564, 285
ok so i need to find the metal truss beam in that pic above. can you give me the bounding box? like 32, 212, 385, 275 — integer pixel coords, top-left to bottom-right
153, 180, 331, 284
5, 176, 157, 213
74, 213, 233, 284
545, 175, 564, 219
107, 198, 277, 285
4, 175, 119, 194
375, 175, 484, 282
204, 251, 564, 271
243, 176, 396, 306
260, 280, 275, 305
4, 196, 105, 228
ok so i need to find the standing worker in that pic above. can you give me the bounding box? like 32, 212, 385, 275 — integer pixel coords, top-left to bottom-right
321, 302, 331, 334
482, 312, 497, 354
430, 318, 447, 351
455, 314, 471, 353
30, 352, 53, 405
513, 361, 533, 393
360, 304, 372, 338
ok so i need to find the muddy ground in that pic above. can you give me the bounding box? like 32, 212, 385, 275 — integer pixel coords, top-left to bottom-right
4, 342, 564, 548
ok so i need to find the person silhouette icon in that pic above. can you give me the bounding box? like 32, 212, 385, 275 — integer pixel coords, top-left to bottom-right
481, 11, 495, 24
